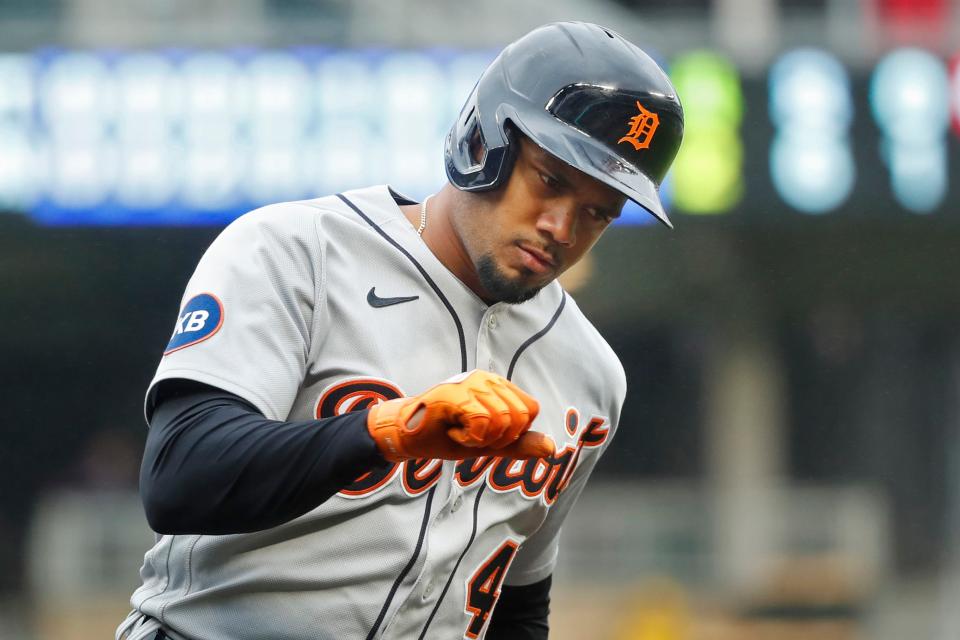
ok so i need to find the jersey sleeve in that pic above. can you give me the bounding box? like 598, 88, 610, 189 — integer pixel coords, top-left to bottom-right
505, 359, 627, 587
146, 203, 323, 422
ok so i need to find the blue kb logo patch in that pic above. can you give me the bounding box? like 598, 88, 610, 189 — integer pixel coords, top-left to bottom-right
165, 293, 224, 355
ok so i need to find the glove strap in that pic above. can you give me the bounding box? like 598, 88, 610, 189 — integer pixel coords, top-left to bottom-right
367, 399, 419, 462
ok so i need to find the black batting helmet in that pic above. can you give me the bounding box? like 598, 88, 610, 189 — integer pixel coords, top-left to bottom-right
445, 21, 684, 228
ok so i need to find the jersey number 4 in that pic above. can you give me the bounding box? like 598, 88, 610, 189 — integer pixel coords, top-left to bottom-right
464, 540, 520, 639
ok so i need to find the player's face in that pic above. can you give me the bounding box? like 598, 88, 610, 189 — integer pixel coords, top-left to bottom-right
458, 135, 627, 304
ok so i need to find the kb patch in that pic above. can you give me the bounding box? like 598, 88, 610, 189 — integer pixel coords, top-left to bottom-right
164, 293, 224, 355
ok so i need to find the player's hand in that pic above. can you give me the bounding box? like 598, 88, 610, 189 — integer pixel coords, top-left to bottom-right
366, 370, 555, 462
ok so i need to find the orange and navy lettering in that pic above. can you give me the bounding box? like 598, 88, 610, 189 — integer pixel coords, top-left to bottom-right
580, 416, 609, 445
488, 456, 553, 498
318, 377, 611, 502
314, 377, 404, 419
564, 407, 579, 437
464, 539, 521, 638
402, 458, 444, 495
455, 457, 499, 487
338, 413, 611, 503
339, 465, 401, 497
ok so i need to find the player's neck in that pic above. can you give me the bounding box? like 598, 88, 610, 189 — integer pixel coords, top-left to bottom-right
400, 188, 492, 304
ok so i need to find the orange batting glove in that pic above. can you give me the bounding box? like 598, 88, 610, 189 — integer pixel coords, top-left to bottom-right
366, 370, 555, 462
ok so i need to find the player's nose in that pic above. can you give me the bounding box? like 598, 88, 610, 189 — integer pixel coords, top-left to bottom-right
536, 202, 578, 247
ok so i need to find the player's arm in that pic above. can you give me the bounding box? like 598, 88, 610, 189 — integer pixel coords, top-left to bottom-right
485, 575, 551, 639
140, 379, 387, 535
141, 372, 555, 535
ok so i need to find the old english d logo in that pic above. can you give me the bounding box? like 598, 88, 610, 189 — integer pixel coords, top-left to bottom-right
618, 101, 660, 151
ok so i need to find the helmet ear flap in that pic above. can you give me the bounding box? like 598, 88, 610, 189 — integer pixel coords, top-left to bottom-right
446, 95, 492, 188
445, 99, 518, 192
494, 120, 520, 187
465, 114, 485, 168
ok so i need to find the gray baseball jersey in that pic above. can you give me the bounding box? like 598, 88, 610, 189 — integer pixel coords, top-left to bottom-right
119, 184, 626, 640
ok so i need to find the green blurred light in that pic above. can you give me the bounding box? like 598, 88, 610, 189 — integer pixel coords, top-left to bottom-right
669, 51, 744, 214
670, 51, 744, 126
671, 129, 743, 214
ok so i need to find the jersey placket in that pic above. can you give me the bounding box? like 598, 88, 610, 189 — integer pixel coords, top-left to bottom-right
382, 464, 475, 639
383, 304, 510, 638
475, 304, 506, 377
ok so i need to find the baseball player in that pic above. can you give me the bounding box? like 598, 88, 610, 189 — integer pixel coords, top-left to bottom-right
117, 22, 683, 640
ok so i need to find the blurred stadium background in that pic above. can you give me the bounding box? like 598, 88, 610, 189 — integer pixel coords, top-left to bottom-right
1, 0, 959, 638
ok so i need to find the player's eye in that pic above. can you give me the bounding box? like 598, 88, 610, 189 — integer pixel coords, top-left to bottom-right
538, 171, 561, 190
586, 208, 614, 224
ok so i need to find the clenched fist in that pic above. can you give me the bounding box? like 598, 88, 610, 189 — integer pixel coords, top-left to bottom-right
366, 370, 555, 462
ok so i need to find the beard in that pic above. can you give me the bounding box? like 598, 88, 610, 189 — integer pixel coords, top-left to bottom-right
476, 253, 544, 304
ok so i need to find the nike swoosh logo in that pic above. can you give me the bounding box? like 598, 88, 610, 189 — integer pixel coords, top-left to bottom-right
367, 287, 420, 308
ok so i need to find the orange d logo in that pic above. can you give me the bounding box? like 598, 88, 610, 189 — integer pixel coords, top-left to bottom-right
618, 101, 660, 151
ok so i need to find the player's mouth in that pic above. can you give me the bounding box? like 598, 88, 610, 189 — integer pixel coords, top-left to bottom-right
516, 243, 557, 276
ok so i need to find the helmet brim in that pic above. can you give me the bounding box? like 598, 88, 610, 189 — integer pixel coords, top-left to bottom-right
508, 110, 673, 229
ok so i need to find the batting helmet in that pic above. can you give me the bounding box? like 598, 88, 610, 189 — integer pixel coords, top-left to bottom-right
445, 22, 684, 228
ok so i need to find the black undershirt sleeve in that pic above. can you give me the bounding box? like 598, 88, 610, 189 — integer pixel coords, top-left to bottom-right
486, 575, 551, 639
140, 379, 389, 535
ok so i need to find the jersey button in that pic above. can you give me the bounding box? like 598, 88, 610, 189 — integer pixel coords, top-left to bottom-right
452, 495, 464, 512
487, 314, 498, 329
487, 360, 496, 372
422, 580, 434, 599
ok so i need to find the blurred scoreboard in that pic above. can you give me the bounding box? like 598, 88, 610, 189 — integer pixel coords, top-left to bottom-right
673, 48, 959, 221
0, 46, 957, 226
